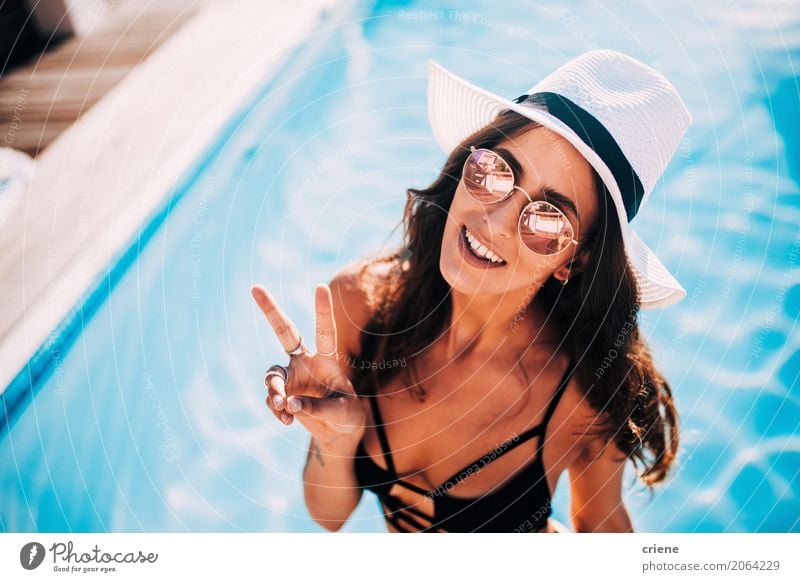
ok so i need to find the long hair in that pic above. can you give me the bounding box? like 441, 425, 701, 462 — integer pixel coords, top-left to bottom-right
350, 106, 679, 487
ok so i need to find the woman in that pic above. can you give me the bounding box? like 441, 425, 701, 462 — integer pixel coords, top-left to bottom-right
252, 49, 692, 533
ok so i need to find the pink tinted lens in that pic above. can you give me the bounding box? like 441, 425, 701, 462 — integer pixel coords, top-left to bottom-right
463, 149, 514, 201
519, 201, 575, 255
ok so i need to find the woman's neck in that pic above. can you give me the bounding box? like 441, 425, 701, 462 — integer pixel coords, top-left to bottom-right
441, 287, 557, 361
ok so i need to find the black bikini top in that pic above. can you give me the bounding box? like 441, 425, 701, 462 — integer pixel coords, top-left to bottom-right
353, 358, 577, 532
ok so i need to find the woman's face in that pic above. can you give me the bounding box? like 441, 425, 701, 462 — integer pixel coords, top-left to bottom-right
440, 126, 599, 296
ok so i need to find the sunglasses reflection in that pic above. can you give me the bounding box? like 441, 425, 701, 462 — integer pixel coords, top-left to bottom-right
464, 148, 577, 255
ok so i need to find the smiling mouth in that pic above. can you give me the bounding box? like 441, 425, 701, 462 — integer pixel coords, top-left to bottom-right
460, 224, 507, 266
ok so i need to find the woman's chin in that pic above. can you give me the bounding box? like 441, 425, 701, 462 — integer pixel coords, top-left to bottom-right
439, 250, 500, 294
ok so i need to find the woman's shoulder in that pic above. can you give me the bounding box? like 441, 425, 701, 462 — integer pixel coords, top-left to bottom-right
559, 362, 628, 465
540, 354, 613, 456
328, 256, 397, 357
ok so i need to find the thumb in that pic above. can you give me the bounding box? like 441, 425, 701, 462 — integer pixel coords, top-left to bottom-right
285, 394, 360, 432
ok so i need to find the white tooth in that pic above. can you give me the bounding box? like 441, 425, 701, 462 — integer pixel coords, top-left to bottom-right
470, 242, 485, 257
465, 227, 504, 263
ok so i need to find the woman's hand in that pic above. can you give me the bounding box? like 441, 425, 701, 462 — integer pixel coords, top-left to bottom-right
251, 282, 365, 450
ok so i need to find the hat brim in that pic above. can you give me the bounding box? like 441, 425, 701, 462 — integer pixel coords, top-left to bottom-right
426, 58, 686, 309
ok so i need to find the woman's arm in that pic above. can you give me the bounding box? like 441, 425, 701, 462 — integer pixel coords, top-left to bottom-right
302, 435, 363, 532
567, 436, 634, 532
301, 264, 375, 531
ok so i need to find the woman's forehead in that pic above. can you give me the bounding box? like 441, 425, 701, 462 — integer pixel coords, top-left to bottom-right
498, 128, 597, 220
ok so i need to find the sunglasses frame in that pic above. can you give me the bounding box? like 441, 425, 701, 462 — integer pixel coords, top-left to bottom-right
462, 145, 595, 257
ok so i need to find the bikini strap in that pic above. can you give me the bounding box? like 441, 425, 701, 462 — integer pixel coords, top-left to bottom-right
365, 393, 397, 476
428, 359, 578, 490
367, 359, 577, 492
535, 358, 577, 457
433, 423, 545, 491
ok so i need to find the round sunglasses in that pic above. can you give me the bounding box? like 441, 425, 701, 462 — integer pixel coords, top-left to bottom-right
462, 146, 593, 256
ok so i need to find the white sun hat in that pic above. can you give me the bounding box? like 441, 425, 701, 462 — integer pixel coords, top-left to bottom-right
426, 50, 692, 309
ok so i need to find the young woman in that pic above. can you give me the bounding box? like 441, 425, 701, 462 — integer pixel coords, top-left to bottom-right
252, 49, 692, 533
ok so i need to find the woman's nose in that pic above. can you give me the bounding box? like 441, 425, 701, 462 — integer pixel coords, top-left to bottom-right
481, 194, 524, 240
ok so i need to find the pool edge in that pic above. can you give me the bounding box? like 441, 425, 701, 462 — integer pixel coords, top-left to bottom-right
0, 0, 337, 417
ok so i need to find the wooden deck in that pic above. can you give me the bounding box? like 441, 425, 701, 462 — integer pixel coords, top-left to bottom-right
0, 3, 198, 157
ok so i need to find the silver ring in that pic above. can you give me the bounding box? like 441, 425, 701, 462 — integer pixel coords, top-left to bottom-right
317, 346, 338, 357
265, 364, 289, 386
285, 336, 309, 357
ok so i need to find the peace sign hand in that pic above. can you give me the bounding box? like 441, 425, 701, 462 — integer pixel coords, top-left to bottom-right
251, 282, 365, 450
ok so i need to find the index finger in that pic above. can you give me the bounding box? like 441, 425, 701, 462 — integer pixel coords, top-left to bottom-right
251, 283, 302, 353
315, 283, 338, 358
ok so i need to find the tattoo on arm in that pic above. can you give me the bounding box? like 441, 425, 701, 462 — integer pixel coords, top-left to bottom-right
310, 437, 325, 466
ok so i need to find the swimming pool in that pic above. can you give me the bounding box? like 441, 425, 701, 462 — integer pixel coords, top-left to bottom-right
1, 0, 798, 532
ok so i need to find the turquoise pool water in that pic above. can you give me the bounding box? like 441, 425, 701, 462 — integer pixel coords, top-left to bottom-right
1, 0, 798, 532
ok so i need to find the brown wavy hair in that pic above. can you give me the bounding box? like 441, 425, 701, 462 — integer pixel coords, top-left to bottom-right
350, 105, 679, 488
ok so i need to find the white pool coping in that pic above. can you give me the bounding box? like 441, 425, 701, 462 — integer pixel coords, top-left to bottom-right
0, 0, 336, 394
